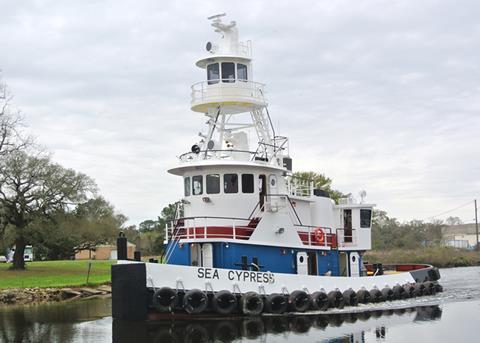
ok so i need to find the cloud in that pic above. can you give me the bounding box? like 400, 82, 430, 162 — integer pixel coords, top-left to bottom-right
1, 0, 479, 224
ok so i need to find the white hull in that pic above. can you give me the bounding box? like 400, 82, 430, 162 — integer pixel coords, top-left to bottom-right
119, 261, 416, 294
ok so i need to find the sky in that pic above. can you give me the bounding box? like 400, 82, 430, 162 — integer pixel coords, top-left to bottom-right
1, 0, 479, 226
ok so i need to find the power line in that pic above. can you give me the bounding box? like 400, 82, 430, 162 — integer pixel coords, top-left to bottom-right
423, 200, 473, 221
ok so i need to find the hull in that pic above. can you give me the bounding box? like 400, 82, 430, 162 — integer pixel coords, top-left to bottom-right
112, 261, 441, 321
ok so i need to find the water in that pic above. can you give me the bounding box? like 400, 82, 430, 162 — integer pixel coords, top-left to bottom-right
0, 266, 479, 342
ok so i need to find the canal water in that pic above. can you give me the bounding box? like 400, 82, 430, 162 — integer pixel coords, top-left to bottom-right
0, 266, 479, 342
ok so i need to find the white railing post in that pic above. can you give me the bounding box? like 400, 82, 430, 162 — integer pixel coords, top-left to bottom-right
204, 217, 207, 239
192, 219, 195, 239
308, 227, 311, 245
233, 219, 236, 239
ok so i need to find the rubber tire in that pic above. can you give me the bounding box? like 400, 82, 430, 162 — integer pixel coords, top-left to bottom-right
423, 281, 436, 296
327, 290, 345, 309
152, 287, 178, 312
381, 287, 394, 301
343, 289, 358, 306
183, 289, 208, 314
211, 290, 237, 315
434, 283, 443, 293
264, 293, 287, 314
403, 284, 415, 297
311, 291, 329, 311
413, 283, 425, 297
288, 290, 312, 313
357, 289, 371, 304
240, 292, 264, 316
369, 288, 384, 303
392, 285, 408, 299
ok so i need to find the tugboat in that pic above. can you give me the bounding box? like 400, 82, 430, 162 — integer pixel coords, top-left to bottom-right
112, 14, 442, 321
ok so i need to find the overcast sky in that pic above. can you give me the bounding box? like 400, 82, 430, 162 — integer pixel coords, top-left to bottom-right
1, 0, 479, 225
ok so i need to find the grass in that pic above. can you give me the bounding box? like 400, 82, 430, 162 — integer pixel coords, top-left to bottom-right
364, 246, 480, 268
0, 260, 114, 289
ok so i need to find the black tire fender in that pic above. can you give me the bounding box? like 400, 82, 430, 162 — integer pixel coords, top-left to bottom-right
327, 290, 345, 309
211, 290, 237, 315
240, 291, 264, 316
183, 289, 208, 314
288, 290, 312, 313
357, 289, 371, 304
152, 287, 178, 312
369, 288, 384, 303
342, 289, 358, 306
264, 293, 287, 314
311, 291, 329, 311
381, 287, 394, 301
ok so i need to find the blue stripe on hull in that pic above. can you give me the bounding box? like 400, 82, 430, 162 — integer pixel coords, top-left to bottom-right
167, 242, 346, 276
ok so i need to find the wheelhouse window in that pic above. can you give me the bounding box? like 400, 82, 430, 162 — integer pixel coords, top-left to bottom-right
242, 174, 254, 193
224, 174, 238, 193
184, 177, 191, 196
221, 62, 235, 83
206, 174, 220, 194
237, 63, 248, 81
192, 175, 203, 195
360, 209, 372, 228
207, 63, 219, 84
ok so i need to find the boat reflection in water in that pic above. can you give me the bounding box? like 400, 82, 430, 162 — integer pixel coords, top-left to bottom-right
113, 305, 442, 343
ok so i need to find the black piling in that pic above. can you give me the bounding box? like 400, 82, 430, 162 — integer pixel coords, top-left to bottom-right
117, 232, 127, 260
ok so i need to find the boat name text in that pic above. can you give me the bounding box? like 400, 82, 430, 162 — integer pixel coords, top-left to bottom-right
197, 268, 275, 284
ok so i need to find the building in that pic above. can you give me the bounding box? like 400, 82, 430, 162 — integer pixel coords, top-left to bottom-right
443, 224, 479, 250
75, 242, 136, 260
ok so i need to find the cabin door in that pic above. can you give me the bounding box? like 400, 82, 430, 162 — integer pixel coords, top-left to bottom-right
343, 209, 353, 243
201, 243, 213, 268
307, 252, 318, 275
258, 175, 266, 211
349, 252, 360, 277
296, 252, 308, 275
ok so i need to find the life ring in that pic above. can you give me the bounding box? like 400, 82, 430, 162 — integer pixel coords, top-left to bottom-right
314, 228, 325, 244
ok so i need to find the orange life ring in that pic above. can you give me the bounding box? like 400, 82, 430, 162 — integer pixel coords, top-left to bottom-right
314, 228, 325, 244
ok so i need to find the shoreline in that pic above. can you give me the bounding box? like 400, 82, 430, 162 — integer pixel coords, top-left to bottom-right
0, 284, 112, 306
364, 247, 480, 269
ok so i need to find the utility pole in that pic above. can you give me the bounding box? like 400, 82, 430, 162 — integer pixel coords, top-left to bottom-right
475, 199, 479, 252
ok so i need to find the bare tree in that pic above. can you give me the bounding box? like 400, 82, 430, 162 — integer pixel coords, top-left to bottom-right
0, 77, 31, 157
0, 151, 97, 269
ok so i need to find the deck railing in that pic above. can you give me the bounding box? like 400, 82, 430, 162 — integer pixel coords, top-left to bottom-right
166, 216, 255, 241
191, 79, 266, 106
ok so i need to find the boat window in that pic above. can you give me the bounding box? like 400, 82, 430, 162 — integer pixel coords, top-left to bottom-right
242, 174, 254, 193
206, 174, 220, 194
184, 177, 191, 196
237, 63, 248, 81
192, 175, 203, 195
224, 174, 238, 193
360, 209, 372, 228
221, 62, 235, 83
207, 63, 219, 84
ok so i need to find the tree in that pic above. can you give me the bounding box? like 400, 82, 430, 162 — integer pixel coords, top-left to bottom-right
445, 216, 463, 226
0, 78, 31, 157
0, 151, 96, 269
293, 171, 344, 203
31, 197, 124, 260
139, 219, 160, 233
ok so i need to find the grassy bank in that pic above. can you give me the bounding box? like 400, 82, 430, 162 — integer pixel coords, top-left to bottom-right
364, 247, 480, 268
0, 260, 113, 289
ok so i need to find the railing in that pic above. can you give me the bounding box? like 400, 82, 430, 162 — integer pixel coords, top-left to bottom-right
335, 228, 357, 247
179, 149, 257, 163
191, 80, 266, 105
166, 216, 255, 241
287, 176, 314, 197
295, 225, 337, 248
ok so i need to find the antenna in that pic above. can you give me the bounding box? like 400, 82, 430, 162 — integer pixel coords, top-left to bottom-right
359, 190, 367, 203
207, 13, 226, 21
